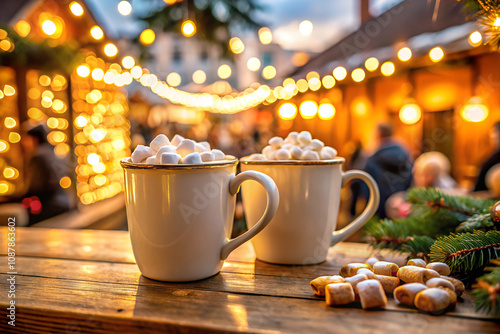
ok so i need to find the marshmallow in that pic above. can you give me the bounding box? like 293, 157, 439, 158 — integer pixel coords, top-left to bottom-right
176, 139, 197, 157
131, 145, 153, 163
145, 156, 158, 164
285, 131, 299, 145
150, 134, 170, 152
195, 143, 210, 153
212, 149, 226, 161
301, 150, 320, 160
181, 152, 203, 164
320, 146, 337, 160
309, 139, 324, 151
171, 134, 185, 146
198, 141, 211, 151
269, 136, 284, 149
290, 146, 303, 160
160, 153, 181, 164
248, 153, 266, 161
155, 145, 177, 159
262, 145, 276, 160
275, 148, 292, 160
200, 152, 215, 162
281, 143, 294, 151
297, 131, 312, 146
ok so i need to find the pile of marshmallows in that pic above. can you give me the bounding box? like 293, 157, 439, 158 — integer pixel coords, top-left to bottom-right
310, 257, 464, 314
248, 131, 337, 161
131, 134, 227, 165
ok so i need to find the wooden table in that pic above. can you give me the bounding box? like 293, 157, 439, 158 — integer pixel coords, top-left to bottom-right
0, 227, 498, 333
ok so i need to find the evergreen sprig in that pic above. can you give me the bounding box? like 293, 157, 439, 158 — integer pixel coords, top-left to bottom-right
457, 213, 498, 232
472, 269, 500, 315
402, 236, 436, 259
430, 231, 500, 274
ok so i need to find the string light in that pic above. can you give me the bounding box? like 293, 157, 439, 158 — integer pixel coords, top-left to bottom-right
139, 29, 155, 45
69, 2, 84, 16
299, 100, 318, 119
299, 20, 313, 36
4, 117, 16, 128
218, 64, 232, 79
469, 31, 482, 46
117, 1, 132, 16
90, 26, 104, 40
462, 97, 488, 122
399, 103, 421, 125
181, 20, 196, 37
278, 103, 297, 120
333, 66, 347, 81
258, 27, 273, 44
192, 70, 206, 84
247, 57, 261, 71
14, 20, 30, 37
229, 37, 245, 54
41, 20, 57, 36
104, 43, 118, 57
322, 75, 335, 89
76, 64, 90, 78
262, 65, 276, 80
365, 57, 379, 72
167, 72, 182, 87
381, 61, 395, 76
429, 47, 444, 62
318, 102, 335, 120
397, 47, 412, 62
122, 56, 135, 69
351, 68, 365, 82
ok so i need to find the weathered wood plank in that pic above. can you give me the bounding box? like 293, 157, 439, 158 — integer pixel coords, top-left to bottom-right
0, 256, 496, 321
0, 274, 498, 334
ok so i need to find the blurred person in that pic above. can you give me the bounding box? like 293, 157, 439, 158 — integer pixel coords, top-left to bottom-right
412, 151, 458, 190
486, 164, 500, 197
21, 124, 70, 224
363, 122, 412, 218
474, 121, 500, 191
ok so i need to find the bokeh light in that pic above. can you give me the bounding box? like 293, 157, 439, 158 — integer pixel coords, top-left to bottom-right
278, 103, 297, 120
381, 61, 395, 76
429, 47, 444, 62
299, 100, 318, 119
181, 20, 196, 37
218, 64, 232, 79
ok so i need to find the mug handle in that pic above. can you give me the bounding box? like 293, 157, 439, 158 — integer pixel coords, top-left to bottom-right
331, 170, 380, 246
220, 171, 279, 260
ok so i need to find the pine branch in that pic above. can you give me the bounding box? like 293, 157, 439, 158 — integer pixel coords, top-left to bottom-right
401, 236, 435, 259
456, 213, 498, 232
430, 231, 500, 275
472, 269, 500, 315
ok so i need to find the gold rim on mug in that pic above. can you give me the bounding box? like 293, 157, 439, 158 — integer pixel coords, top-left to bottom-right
120, 156, 238, 170
239, 156, 345, 166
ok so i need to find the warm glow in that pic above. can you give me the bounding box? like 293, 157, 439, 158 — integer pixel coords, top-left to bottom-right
365, 57, 379, 72
0, 140, 8, 152
469, 31, 482, 46
296, 79, 308, 93
4, 117, 16, 128
181, 20, 196, 37
131, 66, 142, 79
322, 75, 335, 89
429, 47, 444, 62
351, 68, 365, 82
167, 72, 182, 87
397, 47, 412, 62
87, 153, 100, 165
308, 77, 321, 91
192, 70, 206, 84
318, 103, 336, 120
258, 27, 272, 45
333, 66, 347, 81
60, 176, 72, 189
92, 68, 104, 81
299, 20, 313, 36
3, 167, 18, 179
122, 56, 135, 69
4, 85, 15, 96
462, 97, 489, 122
229, 37, 244, 54
218, 64, 232, 79
299, 100, 318, 119
262, 66, 276, 80
14, 20, 31, 37
381, 61, 395, 76
90, 26, 104, 40
0, 182, 9, 194
75, 115, 88, 128
70, 2, 84, 16
104, 43, 118, 57
278, 103, 297, 120
139, 29, 155, 45
117, 1, 132, 16
41, 20, 57, 36
8, 132, 21, 143
247, 57, 261, 71
495, 18, 500, 27
76, 64, 90, 78
399, 104, 422, 125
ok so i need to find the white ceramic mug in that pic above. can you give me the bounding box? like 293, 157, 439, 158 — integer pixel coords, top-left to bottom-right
121, 157, 279, 281
240, 158, 380, 265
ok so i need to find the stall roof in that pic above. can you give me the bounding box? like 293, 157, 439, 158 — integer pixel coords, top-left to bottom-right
291, 0, 470, 77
